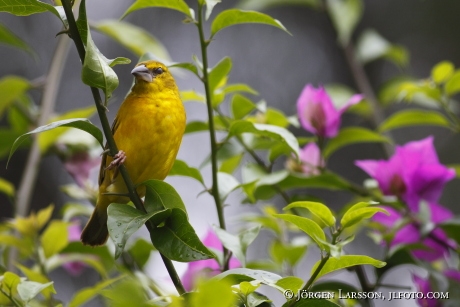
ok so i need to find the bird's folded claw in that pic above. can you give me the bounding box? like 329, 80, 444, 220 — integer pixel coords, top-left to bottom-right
106, 150, 126, 170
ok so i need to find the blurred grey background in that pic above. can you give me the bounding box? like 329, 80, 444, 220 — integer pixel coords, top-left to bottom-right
1, 0, 460, 306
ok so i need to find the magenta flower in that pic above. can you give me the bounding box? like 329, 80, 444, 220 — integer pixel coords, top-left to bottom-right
444, 269, 460, 283
62, 222, 86, 276
182, 229, 241, 291
373, 203, 454, 261
64, 151, 101, 187
412, 275, 441, 307
297, 85, 363, 137
299, 143, 324, 175
355, 136, 455, 212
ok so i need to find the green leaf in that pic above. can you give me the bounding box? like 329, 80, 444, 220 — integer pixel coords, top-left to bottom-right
101, 277, 156, 307
229, 120, 300, 159
15, 264, 54, 299
107, 203, 171, 259
38, 105, 98, 152
68, 276, 124, 307
93, 20, 170, 60
121, 0, 192, 19
340, 202, 388, 229
214, 226, 261, 267
265, 108, 290, 128
169, 160, 205, 185
185, 121, 209, 134
150, 208, 214, 262
275, 276, 304, 294
128, 238, 156, 269
0, 76, 30, 117
273, 214, 326, 249
172, 63, 200, 78
1, 272, 20, 296
211, 9, 291, 37
431, 61, 454, 84
445, 70, 460, 96
269, 240, 307, 267
327, 0, 363, 46
209, 57, 232, 96
439, 219, 460, 245
214, 268, 282, 285
0, 23, 35, 57
40, 220, 69, 258
285, 298, 341, 307
143, 179, 187, 213
355, 29, 408, 67
0, 0, 67, 27
323, 127, 389, 159
231, 94, 256, 120
220, 153, 243, 174
311, 255, 386, 281
284, 201, 336, 228
7, 118, 104, 167
17, 281, 54, 302
191, 279, 236, 307
378, 109, 451, 132
218, 172, 240, 201
0, 177, 14, 197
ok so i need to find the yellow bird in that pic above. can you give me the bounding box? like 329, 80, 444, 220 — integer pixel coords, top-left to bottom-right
81, 60, 186, 246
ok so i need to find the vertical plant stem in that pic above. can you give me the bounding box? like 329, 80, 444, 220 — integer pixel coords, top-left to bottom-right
195, 3, 229, 269
15, 35, 71, 218
61, 0, 185, 294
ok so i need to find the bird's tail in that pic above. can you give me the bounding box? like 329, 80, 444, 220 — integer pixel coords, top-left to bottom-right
80, 197, 109, 246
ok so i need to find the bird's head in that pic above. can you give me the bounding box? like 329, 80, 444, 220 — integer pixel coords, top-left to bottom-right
131, 60, 177, 92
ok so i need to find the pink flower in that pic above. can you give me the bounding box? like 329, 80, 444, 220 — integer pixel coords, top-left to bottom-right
373, 203, 455, 261
64, 152, 101, 187
297, 85, 363, 137
412, 275, 442, 307
62, 222, 86, 276
355, 136, 455, 212
299, 143, 324, 175
182, 230, 241, 291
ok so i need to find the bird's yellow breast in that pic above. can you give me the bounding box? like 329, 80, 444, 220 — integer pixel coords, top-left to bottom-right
101, 86, 186, 198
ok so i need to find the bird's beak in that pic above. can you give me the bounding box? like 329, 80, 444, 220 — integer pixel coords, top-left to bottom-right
131, 65, 153, 83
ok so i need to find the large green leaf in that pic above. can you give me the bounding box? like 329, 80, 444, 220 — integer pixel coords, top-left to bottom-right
0, 23, 35, 57
379, 109, 451, 132
38, 105, 98, 152
0, 0, 67, 27
209, 57, 232, 97
168, 159, 205, 185
323, 127, 389, 159
229, 120, 299, 158
326, 0, 363, 46
184, 121, 209, 134
214, 226, 261, 267
340, 202, 388, 229
121, 0, 192, 19
431, 61, 454, 84
93, 20, 170, 60
211, 9, 291, 37
284, 201, 336, 228
142, 179, 187, 213
78, 0, 130, 105
40, 220, 69, 258
0, 76, 30, 117
190, 279, 236, 307
17, 280, 55, 303
107, 203, 171, 259
214, 268, 282, 285
231, 94, 256, 120
7, 118, 104, 167
273, 214, 326, 249
68, 276, 124, 307
311, 255, 386, 281
149, 208, 214, 262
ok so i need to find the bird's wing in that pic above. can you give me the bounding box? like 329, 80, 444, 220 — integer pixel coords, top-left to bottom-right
98, 116, 121, 186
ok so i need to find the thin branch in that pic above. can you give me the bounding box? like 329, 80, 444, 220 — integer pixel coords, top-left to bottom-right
195, 3, 229, 270
60, 0, 185, 294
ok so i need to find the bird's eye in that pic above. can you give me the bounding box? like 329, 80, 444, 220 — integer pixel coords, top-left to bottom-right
153, 67, 163, 75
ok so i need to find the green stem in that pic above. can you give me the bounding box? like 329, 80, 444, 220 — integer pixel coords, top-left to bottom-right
61, 0, 185, 295
195, 3, 229, 270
